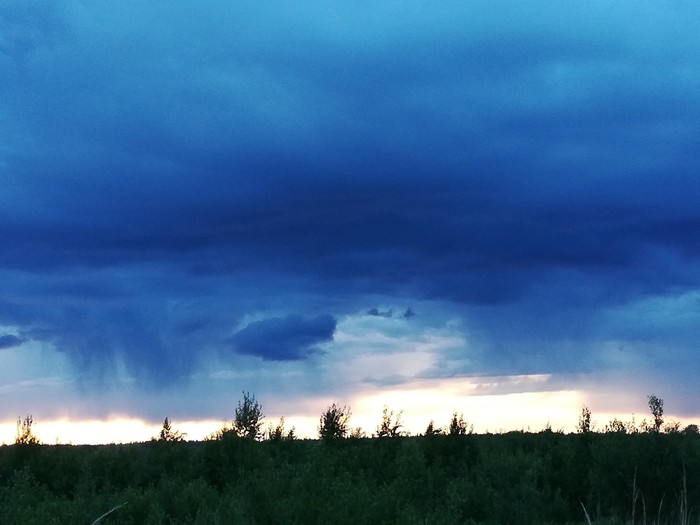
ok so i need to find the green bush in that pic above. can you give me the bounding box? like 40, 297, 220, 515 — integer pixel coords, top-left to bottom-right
0, 432, 698, 524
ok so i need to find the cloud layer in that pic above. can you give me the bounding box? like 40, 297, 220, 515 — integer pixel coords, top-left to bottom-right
1, 1, 700, 422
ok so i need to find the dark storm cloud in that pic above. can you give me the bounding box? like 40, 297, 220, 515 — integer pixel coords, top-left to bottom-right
231, 315, 336, 361
367, 309, 393, 318
0, 293, 195, 385
367, 308, 415, 320
0, 334, 23, 350
1, 0, 700, 398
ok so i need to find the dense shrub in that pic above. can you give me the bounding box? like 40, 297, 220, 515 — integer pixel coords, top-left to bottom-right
0, 432, 698, 524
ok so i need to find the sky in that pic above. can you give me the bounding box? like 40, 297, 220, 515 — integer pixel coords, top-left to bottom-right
1, 1, 700, 443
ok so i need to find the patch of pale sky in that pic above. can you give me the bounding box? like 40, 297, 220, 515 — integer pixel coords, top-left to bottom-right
602, 290, 700, 335
0, 335, 73, 388
325, 312, 467, 387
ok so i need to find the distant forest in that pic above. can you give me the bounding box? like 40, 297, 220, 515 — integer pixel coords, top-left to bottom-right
2, 393, 698, 524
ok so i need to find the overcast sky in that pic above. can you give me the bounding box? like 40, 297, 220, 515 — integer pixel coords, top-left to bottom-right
2, 1, 700, 440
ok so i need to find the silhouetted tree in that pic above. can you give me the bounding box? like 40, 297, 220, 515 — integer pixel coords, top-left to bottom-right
424, 420, 442, 436
158, 417, 186, 441
207, 424, 231, 441
448, 412, 472, 436
663, 420, 681, 434
604, 417, 628, 434
648, 394, 664, 432
577, 405, 592, 433
683, 424, 699, 435
349, 426, 366, 439
266, 417, 296, 441
318, 403, 351, 440
375, 405, 405, 437
15, 414, 40, 445
266, 417, 283, 441
234, 391, 264, 440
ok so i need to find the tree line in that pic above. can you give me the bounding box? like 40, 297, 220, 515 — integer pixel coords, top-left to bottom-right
11, 391, 698, 446
3, 392, 699, 523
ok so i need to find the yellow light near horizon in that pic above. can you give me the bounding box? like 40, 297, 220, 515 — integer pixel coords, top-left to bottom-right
349, 377, 587, 435
0, 418, 226, 445
8, 373, 694, 444
0, 391, 575, 445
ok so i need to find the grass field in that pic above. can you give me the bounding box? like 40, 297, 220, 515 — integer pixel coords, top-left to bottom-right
1, 431, 698, 524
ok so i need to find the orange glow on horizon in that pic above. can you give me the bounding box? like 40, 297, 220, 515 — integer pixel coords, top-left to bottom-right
3, 375, 697, 445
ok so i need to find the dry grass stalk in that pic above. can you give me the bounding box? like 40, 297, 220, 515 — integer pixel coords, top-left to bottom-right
580, 501, 593, 525
91, 502, 127, 525
678, 464, 691, 525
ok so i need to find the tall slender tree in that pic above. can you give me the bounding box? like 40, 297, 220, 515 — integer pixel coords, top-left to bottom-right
647, 394, 664, 432
15, 414, 40, 445
158, 417, 186, 441
234, 391, 264, 440
577, 406, 592, 433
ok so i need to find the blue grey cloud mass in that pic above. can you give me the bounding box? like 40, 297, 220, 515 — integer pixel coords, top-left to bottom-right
0, 334, 23, 349
2, 1, 700, 422
231, 314, 336, 360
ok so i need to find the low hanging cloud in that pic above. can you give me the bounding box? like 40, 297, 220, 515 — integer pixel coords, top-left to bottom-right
231, 314, 337, 361
0, 334, 23, 350
366, 308, 415, 319
1, 0, 700, 424
366, 308, 394, 318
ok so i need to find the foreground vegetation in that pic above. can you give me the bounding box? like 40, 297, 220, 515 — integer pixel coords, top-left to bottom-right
1, 430, 698, 524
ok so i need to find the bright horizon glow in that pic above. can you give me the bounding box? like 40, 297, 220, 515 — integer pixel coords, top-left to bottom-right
3, 377, 696, 445
0, 418, 227, 446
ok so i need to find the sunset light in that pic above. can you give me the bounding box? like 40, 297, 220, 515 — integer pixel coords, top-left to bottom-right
1, 3, 699, 522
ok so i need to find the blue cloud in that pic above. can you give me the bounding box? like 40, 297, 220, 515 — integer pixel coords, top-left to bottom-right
231, 315, 336, 361
0, 0, 699, 422
367, 308, 415, 320
367, 308, 393, 318
0, 334, 23, 350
